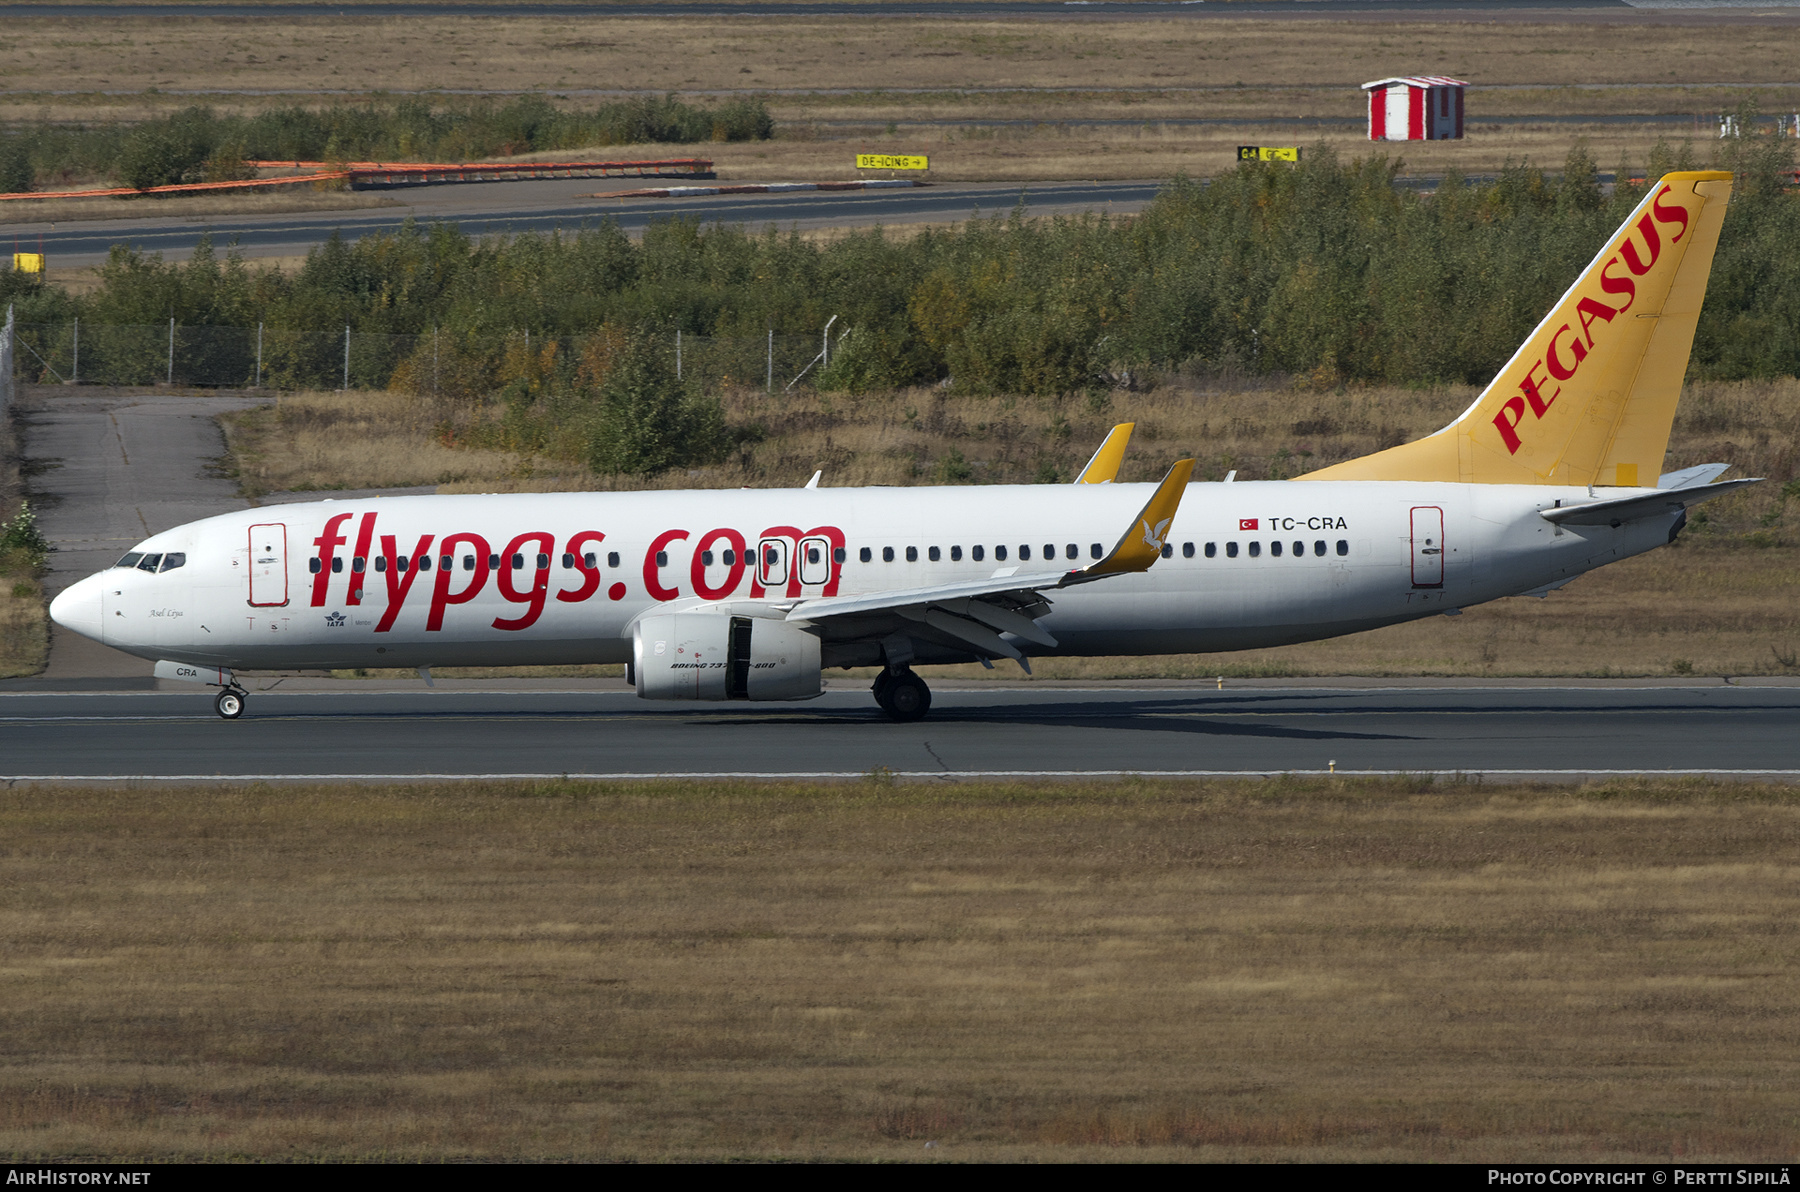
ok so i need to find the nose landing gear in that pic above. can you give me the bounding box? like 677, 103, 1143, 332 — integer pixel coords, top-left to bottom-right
213, 686, 247, 719
872, 667, 931, 722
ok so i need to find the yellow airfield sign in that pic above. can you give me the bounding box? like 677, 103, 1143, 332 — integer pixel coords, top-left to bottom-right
856, 154, 929, 171
1237, 146, 1300, 163
12, 252, 44, 273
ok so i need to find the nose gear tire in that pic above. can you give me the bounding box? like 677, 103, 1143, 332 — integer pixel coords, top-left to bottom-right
214, 690, 245, 719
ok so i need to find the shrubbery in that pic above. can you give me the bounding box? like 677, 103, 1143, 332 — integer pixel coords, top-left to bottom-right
12, 133, 1800, 418
0, 95, 774, 192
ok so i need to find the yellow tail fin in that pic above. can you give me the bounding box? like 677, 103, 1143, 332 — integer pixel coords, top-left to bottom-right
1300, 170, 1733, 486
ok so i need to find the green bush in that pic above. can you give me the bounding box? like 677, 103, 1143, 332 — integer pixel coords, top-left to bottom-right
0, 502, 51, 571
587, 333, 727, 476
0, 138, 32, 194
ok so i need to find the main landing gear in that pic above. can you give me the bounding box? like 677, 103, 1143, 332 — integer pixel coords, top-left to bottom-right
213, 686, 248, 720
872, 667, 931, 723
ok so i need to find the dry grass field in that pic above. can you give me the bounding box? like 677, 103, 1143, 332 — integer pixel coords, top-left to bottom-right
2, 777, 1797, 1161
4, 15, 1798, 97
214, 375, 1800, 679
2, 13, 1798, 202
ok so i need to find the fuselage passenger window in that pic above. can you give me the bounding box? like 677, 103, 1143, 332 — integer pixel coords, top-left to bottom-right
973, 545, 985, 562
308, 558, 322, 574
995, 545, 1007, 562
1205, 542, 1217, 558
1225, 542, 1238, 558
1248, 542, 1261, 558
906, 546, 919, 562
1271, 541, 1283, 558
883, 546, 895, 562
1091, 543, 1103, 559
1292, 541, 1304, 558
510, 553, 524, 570
487, 554, 500, 570
1161, 543, 1173, 558
464, 555, 477, 571
860, 547, 873, 563
375, 556, 388, 573
655, 551, 668, 568
583, 552, 596, 568
561, 553, 574, 569
1314, 540, 1326, 557
1044, 544, 1055, 561
1065, 544, 1078, 560
1336, 540, 1349, 556
928, 546, 940, 562
1182, 542, 1195, 559
330, 556, 343, 573
608, 552, 621, 569
701, 550, 715, 566
352, 556, 365, 573
1019, 545, 1031, 561
834, 547, 847, 564
951, 545, 963, 561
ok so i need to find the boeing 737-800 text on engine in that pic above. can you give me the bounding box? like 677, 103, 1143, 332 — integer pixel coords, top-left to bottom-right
50, 172, 1757, 720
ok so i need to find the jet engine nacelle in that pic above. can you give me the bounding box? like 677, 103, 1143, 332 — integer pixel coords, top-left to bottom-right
632, 613, 822, 701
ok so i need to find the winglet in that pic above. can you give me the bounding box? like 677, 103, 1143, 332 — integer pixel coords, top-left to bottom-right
1074, 423, 1135, 484
1064, 457, 1195, 584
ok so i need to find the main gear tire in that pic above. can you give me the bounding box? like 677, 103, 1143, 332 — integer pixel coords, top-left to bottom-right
882, 671, 931, 722
214, 689, 245, 720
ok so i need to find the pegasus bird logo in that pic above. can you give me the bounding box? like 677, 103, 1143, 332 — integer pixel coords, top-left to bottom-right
1141, 517, 1172, 551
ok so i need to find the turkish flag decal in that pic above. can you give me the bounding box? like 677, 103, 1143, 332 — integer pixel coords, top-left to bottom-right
1239, 518, 1259, 531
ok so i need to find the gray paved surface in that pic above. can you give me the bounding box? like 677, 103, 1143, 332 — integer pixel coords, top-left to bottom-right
2, 684, 1797, 779
16, 386, 263, 680
2, 180, 1162, 270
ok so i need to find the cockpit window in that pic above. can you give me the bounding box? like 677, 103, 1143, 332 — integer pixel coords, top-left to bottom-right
158, 552, 186, 573
136, 553, 163, 572
116, 552, 144, 569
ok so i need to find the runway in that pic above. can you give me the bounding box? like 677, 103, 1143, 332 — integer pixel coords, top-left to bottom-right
5, 683, 1798, 780
4, 179, 1162, 269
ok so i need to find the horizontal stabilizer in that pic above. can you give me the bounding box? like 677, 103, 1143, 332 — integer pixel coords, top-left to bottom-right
1539, 478, 1761, 526
1658, 463, 1732, 491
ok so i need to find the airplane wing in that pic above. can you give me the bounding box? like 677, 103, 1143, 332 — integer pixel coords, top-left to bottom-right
1539, 477, 1761, 527
784, 458, 1194, 665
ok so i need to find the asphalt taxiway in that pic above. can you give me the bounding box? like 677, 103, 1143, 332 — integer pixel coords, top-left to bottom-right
3, 683, 1796, 780
2, 179, 1163, 270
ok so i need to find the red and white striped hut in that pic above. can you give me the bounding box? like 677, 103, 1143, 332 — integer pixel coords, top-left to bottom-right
1363, 76, 1467, 141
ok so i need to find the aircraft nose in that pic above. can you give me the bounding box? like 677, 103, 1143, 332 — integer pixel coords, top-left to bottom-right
49, 573, 106, 643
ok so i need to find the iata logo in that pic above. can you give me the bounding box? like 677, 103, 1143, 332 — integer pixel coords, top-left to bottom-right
325, 611, 346, 627
1492, 184, 1691, 455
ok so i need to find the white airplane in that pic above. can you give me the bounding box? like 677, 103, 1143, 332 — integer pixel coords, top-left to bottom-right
50, 170, 1755, 721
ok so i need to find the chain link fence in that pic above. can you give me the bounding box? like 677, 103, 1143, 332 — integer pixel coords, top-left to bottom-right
10, 320, 838, 395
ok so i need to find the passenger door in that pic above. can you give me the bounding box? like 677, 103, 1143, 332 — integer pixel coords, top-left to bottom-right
1410, 507, 1444, 589
757, 537, 790, 591
248, 523, 288, 606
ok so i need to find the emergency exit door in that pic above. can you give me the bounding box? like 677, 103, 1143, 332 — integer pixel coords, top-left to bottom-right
248, 523, 288, 606
1410, 507, 1444, 589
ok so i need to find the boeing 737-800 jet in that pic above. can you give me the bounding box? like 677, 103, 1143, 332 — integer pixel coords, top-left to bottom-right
50, 171, 1756, 721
